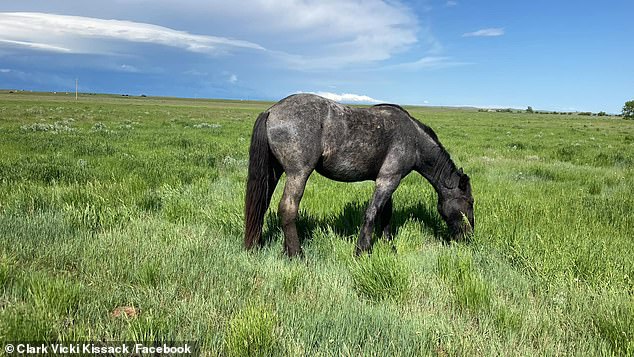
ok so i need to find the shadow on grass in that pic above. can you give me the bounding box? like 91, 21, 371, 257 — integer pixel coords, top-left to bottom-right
261, 199, 448, 248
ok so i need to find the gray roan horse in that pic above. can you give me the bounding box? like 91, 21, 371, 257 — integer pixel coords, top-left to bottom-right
245, 93, 474, 257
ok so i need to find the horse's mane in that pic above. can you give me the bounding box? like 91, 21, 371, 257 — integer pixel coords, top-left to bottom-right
372, 103, 407, 112
413, 121, 441, 147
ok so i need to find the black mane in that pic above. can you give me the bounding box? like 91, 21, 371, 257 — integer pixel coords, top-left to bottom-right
414, 120, 441, 146
372, 103, 407, 112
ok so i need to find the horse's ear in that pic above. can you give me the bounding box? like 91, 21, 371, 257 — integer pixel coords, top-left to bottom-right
459, 173, 470, 191
446, 172, 460, 189
446, 169, 468, 190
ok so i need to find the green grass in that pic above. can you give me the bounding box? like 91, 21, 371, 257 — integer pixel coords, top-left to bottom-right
1, 92, 633, 355
350, 243, 412, 303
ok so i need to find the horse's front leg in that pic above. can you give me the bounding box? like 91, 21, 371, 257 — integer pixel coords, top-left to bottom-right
379, 197, 393, 241
379, 197, 397, 252
355, 176, 400, 255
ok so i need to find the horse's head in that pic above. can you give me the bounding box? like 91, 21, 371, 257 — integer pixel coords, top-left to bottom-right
438, 169, 474, 241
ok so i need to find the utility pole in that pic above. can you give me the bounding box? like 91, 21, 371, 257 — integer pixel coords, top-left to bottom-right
75, 78, 78, 100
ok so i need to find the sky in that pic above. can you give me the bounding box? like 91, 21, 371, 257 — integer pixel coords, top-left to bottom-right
0, 1, 632, 113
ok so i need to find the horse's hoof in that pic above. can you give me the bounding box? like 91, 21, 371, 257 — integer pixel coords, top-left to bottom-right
284, 248, 303, 259
354, 246, 370, 256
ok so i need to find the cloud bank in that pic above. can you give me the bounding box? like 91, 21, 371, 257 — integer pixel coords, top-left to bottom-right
0, 1, 425, 70
131, 0, 421, 67
0, 12, 265, 56
304, 91, 383, 104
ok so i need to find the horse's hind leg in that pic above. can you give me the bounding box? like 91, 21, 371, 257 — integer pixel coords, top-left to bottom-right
278, 171, 311, 257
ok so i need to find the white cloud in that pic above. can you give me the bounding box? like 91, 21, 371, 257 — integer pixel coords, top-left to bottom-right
228, 74, 238, 84
119, 64, 139, 73
0, 39, 71, 53
0, 12, 265, 55
446, 1, 458, 7
462, 28, 505, 37
388, 56, 471, 70
96, 0, 423, 69
0, 68, 11, 73
304, 91, 383, 104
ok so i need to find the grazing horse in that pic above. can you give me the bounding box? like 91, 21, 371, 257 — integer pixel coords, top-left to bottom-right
244, 93, 474, 257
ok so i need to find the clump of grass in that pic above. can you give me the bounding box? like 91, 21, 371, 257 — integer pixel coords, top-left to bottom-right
1, 270, 87, 341
555, 145, 576, 162
20, 120, 75, 133
136, 261, 164, 287
593, 300, 634, 355
28, 160, 92, 184
63, 202, 132, 233
437, 249, 492, 313
192, 123, 221, 129
27, 272, 86, 315
507, 141, 526, 150
137, 190, 163, 213
350, 246, 411, 302
280, 264, 305, 295
91, 122, 108, 131
587, 180, 602, 195
126, 314, 171, 342
225, 303, 278, 356
493, 304, 523, 333
454, 274, 492, 313
0, 254, 14, 288
1, 303, 60, 341
222, 155, 248, 169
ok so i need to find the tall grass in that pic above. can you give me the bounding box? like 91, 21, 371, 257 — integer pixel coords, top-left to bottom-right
1, 92, 633, 355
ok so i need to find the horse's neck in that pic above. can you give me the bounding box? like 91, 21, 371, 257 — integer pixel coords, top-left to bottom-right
416, 144, 457, 196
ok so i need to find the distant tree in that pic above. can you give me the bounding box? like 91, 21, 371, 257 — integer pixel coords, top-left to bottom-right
622, 100, 634, 119
526, 106, 534, 113
598, 111, 607, 116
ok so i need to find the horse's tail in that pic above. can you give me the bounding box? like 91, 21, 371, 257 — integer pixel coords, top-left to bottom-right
244, 111, 276, 249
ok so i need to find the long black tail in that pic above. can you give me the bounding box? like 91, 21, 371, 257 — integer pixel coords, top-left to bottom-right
244, 111, 279, 249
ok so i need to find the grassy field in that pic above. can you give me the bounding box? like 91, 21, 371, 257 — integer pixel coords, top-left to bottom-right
1, 91, 633, 355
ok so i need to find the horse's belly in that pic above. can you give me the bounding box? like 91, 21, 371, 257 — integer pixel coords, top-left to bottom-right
315, 152, 381, 182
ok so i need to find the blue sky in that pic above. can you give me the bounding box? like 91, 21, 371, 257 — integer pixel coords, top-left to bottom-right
0, 1, 632, 113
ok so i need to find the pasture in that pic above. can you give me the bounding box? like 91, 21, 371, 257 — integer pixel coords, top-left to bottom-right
0, 92, 633, 355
